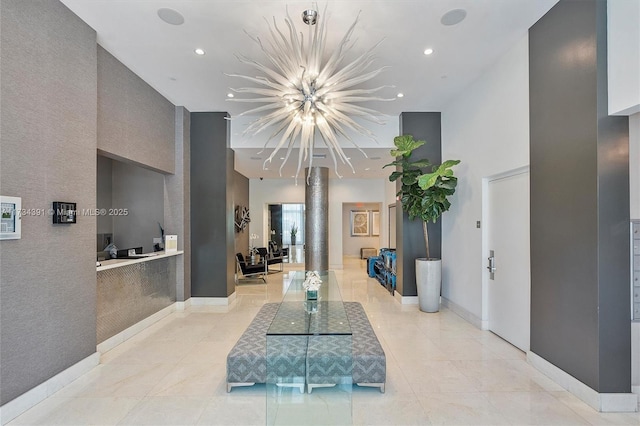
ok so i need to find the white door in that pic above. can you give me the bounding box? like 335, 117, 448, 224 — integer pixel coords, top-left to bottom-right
487, 171, 530, 352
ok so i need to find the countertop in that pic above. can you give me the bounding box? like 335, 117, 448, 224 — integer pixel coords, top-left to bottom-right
97, 250, 184, 271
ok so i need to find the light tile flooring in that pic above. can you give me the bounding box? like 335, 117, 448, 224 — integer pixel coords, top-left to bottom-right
9, 257, 640, 425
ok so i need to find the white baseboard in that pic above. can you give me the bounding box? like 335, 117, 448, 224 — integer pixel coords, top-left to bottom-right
0, 352, 100, 425
175, 298, 192, 312
527, 351, 638, 412
393, 291, 418, 305
441, 296, 487, 329
189, 292, 236, 306
97, 303, 176, 354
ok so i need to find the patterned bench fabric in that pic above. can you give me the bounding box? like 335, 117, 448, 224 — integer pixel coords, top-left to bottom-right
345, 302, 386, 385
307, 302, 386, 389
306, 335, 353, 385
227, 301, 385, 392
266, 335, 308, 384
226, 303, 280, 384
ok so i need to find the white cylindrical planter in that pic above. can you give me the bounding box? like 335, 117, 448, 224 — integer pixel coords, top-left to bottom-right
415, 258, 442, 313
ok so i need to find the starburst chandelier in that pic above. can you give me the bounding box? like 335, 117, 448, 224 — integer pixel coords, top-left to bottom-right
227, 5, 393, 181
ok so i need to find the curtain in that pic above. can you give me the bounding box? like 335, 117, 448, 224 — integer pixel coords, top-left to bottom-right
282, 203, 305, 245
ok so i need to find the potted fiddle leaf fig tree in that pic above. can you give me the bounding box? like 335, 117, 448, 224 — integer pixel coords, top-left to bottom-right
384, 135, 460, 312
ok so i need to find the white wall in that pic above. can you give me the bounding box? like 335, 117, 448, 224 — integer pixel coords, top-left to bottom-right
630, 112, 640, 392
630, 113, 640, 219
249, 177, 390, 268
249, 179, 305, 250
441, 34, 530, 322
608, 0, 640, 116
342, 203, 382, 257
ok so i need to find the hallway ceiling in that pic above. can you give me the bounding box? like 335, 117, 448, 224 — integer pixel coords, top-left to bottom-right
61, 0, 557, 178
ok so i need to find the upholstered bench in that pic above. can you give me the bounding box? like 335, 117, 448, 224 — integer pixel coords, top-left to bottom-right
361, 248, 377, 259
227, 301, 385, 393
306, 302, 386, 393
226, 303, 307, 392
226, 303, 278, 391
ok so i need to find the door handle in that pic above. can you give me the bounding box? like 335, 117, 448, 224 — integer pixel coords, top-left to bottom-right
487, 250, 496, 280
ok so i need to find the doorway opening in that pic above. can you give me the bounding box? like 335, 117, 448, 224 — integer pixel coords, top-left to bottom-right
268, 203, 305, 263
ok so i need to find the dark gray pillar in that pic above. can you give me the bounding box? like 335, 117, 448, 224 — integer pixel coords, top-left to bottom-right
529, 0, 630, 393
190, 112, 236, 298
305, 167, 329, 271
165, 106, 191, 302
396, 113, 442, 297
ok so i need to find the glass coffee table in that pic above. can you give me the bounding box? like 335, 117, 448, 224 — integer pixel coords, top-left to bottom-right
266, 270, 352, 425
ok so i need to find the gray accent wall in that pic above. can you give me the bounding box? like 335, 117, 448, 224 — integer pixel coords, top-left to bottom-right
396, 113, 442, 297
190, 112, 235, 298
234, 171, 250, 258
165, 107, 191, 301
529, 0, 630, 392
0, 0, 98, 405
97, 46, 175, 174
111, 161, 165, 253
97, 155, 113, 236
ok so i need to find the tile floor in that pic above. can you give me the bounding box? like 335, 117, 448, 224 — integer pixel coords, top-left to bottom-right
8, 257, 640, 425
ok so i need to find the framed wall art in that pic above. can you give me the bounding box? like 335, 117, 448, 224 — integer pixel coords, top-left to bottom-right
0, 195, 22, 240
350, 210, 369, 236
371, 211, 380, 236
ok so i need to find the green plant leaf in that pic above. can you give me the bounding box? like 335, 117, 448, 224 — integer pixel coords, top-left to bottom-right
441, 159, 461, 168
388, 171, 403, 182
385, 134, 461, 255
391, 135, 425, 157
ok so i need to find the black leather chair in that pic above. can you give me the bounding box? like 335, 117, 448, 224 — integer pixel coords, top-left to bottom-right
235, 253, 267, 283
269, 241, 289, 263
257, 247, 283, 273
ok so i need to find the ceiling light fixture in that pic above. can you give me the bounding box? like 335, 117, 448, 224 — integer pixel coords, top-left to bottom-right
227, 93, 234, 98
227, 5, 393, 182
424, 48, 434, 55
194, 48, 205, 56
397, 93, 404, 98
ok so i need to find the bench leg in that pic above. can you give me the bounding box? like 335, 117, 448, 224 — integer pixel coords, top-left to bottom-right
227, 382, 256, 392
307, 383, 336, 394
356, 382, 385, 393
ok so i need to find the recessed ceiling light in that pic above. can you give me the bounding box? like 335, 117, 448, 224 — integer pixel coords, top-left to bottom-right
227, 93, 234, 98
365, 167, 371, 171
194, 48, 206, 56
397, 93, 404, 98
441, 9, 467, 26
279, 157, 285, 160
157, 8, 184, 25
424, 48, 434, 55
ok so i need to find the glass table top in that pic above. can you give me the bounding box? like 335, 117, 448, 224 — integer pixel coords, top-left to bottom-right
267, 270, 352, 336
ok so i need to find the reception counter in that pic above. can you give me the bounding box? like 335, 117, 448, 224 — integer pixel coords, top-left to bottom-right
97, 251, 183, 344
97, 250, 183, 271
